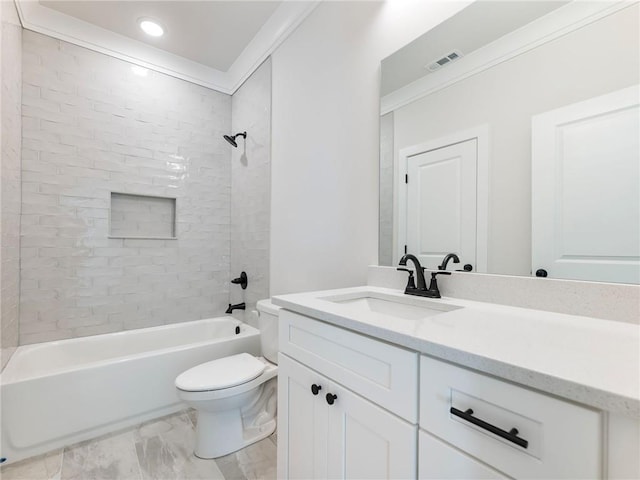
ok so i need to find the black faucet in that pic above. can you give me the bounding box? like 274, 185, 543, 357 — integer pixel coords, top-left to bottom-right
439, 253, 473, 272
225, 302, 245, 314
438, 253, 460, 271
398, 253, 450, 298
398, 254, 427, 290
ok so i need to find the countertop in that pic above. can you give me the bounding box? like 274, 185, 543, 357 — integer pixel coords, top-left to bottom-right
272, 286, 640, 418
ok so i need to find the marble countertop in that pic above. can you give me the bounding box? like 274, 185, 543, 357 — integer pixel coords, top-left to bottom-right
272, 286, 640, 418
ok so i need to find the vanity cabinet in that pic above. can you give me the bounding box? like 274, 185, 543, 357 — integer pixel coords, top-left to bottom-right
419, 355, 602, 479
278, 355, 417, 479
276, 308, 638, 480
277, 310, 418, 479
277, 310, 419, 421
419, 430, 508, 479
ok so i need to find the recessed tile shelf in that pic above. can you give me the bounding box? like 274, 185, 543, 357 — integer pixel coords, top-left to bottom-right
109, 192, 177, 240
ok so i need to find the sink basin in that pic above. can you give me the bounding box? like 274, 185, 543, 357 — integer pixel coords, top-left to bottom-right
320, 291, 461, 321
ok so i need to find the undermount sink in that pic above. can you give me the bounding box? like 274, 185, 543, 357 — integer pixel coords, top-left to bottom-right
320, 291, 461, 321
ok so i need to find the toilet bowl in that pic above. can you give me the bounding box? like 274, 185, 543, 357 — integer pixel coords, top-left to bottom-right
175, 299, 280, 459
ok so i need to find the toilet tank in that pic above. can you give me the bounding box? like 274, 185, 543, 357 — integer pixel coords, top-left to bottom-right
256, 299, 280, 365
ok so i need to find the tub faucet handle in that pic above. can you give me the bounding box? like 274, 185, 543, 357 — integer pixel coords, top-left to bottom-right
231, 272, 248, 290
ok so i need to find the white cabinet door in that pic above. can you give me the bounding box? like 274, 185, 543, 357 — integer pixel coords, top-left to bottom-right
406, 139, 477, 270
327, 381, 417, 480
277, 354, 329, 480
278, 354, 417, 480
419, 431, 508, 480
532, 85, 640, 283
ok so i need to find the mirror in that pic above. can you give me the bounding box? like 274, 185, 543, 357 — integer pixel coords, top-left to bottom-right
379, 0, 639, 284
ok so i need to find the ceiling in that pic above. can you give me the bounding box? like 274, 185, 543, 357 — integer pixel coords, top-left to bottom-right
40, 1, 281, 72
16, 0, 318, 93
381, 0, 571, 96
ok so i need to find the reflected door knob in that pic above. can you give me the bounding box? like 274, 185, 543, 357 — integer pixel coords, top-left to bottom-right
326, 393, 337, 405
456, 264, 473, 272
311, 384, 322, 395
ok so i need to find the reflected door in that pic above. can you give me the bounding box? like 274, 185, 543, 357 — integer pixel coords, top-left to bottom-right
406, 139, 477, 270
532, 85, 640, 284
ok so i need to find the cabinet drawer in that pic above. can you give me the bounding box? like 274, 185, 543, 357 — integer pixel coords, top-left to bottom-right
279, 310, 418, 422
419, 430, 508, 479
420, 355, 602, 479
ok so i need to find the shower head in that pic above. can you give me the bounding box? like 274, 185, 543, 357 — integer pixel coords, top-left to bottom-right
223, 131, 247, 148
223, 135, 237, 147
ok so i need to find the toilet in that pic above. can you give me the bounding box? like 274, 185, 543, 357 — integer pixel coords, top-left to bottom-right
175, 299, 280, 459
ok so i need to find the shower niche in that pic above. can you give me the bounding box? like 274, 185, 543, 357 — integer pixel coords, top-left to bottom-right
109, 192, 177, 239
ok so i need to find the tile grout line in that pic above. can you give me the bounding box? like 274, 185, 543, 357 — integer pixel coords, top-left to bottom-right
132, 432, 144, 480
56, 448, 65, 480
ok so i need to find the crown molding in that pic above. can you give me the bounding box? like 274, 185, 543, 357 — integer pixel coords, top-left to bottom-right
226, 1, 320, 92
14, 0, 320, 95
381, 1, 635, 115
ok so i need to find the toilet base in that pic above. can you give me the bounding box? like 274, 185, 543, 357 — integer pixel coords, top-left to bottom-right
194, 416, 276, 459
191, 376, 278, 459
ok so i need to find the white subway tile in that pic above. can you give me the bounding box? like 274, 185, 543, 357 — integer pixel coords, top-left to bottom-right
19, 30, 234, 344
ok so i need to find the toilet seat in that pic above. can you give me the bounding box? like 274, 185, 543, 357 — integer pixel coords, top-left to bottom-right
176, 353, 266, 392
176, 356, 278, 402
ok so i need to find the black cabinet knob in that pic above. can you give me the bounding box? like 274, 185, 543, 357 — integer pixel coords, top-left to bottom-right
326, 393, 337, 405
535, 269, 548, 278
311, 384, 322, 395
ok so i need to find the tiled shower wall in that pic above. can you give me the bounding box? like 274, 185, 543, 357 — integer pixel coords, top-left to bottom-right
0, 0, 22, 368
20, 31, 232, 344
230, 59, 272, 324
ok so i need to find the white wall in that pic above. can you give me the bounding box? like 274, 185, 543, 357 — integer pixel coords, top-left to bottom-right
1, 0, 22, 369
270, 0, 472, 295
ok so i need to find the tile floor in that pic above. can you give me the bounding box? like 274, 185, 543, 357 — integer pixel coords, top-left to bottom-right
1, 410, 277, 480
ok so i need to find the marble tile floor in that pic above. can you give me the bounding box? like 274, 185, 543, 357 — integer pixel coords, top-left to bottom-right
1, 410, 277, 480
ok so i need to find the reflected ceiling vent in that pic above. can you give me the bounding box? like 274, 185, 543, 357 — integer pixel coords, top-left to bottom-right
426, 50, 464, 72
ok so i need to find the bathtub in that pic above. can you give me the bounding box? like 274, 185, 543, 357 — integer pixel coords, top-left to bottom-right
0, 317, 260, 465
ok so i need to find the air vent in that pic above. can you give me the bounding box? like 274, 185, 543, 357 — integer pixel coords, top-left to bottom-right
426, 50, 463, 72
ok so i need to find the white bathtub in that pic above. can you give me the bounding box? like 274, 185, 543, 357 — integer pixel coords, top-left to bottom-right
0, 317, 260, 465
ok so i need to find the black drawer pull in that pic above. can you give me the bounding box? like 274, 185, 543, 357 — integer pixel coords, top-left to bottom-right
311, 384, 322, 395
326, 393, 337, 405
450, 407, 529, 449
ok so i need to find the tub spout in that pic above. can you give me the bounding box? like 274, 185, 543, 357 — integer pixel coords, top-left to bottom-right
225, 303, 246, 314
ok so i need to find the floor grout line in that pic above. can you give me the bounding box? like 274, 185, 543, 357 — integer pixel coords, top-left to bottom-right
56, 448, 64, 480
131, 430, 144, 480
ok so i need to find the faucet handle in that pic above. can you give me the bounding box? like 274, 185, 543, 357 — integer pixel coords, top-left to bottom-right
431, 271, 451, 277
424, 270, 450, 299
397, 268, 416, 290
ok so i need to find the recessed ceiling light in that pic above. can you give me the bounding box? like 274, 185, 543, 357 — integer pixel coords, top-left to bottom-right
138, 18, 164, 37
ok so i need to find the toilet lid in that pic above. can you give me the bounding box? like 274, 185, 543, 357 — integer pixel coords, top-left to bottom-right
175, 353, 266, 392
